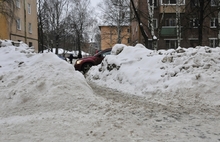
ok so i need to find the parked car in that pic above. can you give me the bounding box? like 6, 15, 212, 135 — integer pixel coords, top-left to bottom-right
74, 48, 112, 73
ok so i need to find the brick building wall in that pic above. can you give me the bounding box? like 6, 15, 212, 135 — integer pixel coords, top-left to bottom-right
0, 0, 38, 52
100, 26, 130, 50
130, 0, 219, 49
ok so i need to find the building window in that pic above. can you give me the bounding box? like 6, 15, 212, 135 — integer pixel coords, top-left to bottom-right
28, 23, 32, 33
165, 40, 177, 49
210, 18, 218, 28
209, 38, 218, 48
165, 18, 176, 26
29, 42, 33, 47
161, 0, 185, 5
148, 18, 158, 29
16, 0, 20, 8
189, 18, 199, 28
211, 0, 218, 6
28, 3, 31, 14
16, 18, 21, 30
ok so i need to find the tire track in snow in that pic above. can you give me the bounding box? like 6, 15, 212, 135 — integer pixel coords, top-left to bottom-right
87, 81, 220, 142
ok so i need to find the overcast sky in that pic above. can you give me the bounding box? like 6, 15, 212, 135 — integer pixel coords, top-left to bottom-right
91, 0, 102, 7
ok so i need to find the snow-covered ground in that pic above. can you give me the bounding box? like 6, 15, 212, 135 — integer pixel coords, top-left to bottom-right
87, 44, 220, 111
0, 40, 220, 142
45, 48, 89, 58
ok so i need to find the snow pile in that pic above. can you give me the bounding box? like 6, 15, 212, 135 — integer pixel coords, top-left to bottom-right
1, 40, 220, 141
87, 44, 220, 110
44, 48, 90, 57
0, 40, 110, 142
0, 40, 95, 115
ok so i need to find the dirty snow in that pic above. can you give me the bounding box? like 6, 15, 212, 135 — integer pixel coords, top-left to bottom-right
0, 40, 220, 142
87, 44, 220, 110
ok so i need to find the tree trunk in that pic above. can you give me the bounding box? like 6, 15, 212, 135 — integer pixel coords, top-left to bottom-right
117, 5, 122, 44
147, 0, 157, 50
38, 0, 44, 53
198, 0, 204, 46
55, 1, 59, 55
218, 0, 220, 46
131, 0, 148, 48
77, 32, 82, 58
117, 26, 121, 43
55, 34, 59, 54
176, 0, 181, 48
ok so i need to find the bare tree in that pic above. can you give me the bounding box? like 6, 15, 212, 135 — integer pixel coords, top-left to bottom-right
0, 0, 15, 18
37, 0, 45, 53
176, 0, 182, 48
99, 0, 130, 44
67, 0, 95, 58
88, 21, 101, 51
38, 0, 54, 52
51, 0, 69, 54
0, 0, 16, 36
38, 0, 70, 54
197, 0, 208, 46
130, 0, 149, 48
38, 0, 97, 56
218, 0, 220, 46
184, 0, 219, 46
147, 0, 157, 50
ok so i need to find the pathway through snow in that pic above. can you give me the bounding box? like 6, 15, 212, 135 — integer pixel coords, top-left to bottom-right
88, 81, 220, 142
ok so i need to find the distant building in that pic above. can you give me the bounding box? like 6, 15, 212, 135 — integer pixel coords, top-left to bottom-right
99, 25, 130, 50
0, 0, 38, 52
130, 0, 219, 49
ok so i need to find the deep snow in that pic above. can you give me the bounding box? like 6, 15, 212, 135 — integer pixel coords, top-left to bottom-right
0, 40, 220, 142
87, 44, 220, 110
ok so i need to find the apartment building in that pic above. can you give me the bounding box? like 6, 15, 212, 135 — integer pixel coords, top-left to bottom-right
99, 26, 130, 50
130, 0, 219, 49
0, 0, 38, 52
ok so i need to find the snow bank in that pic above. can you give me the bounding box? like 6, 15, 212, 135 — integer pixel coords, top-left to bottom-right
87, 44, 220, 110
0, 40, 113, 142
0, 40, 93, 114
1, 40, 220, 142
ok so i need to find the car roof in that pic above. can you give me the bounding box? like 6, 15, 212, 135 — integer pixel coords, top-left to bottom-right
94, 48, 111, 56
101, 48, 112, 52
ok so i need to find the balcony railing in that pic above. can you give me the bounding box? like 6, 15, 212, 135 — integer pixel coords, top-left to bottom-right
160, 26, 177, 36
159, 5, 185, 13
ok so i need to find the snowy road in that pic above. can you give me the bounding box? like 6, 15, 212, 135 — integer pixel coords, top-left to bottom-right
1, 40, 220, 141
88, 81, 220, 142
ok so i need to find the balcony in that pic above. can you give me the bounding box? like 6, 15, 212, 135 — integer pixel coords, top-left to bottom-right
160, 26, 177, 37
159, 5, 185, 13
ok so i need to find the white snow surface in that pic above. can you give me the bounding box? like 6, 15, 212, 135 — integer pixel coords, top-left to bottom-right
1, 40, 220, 141
87, 44, 220, 108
